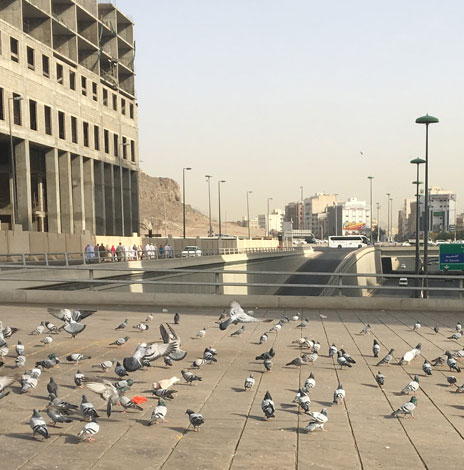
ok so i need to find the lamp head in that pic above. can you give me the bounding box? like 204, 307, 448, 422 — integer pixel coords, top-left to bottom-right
184, 167, 192, 171
415, 114, 439, 124
410, 158, 426, 164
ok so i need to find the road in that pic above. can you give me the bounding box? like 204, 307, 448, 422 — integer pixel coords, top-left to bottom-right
372, 277, 461, 298
277, 247, 352, 296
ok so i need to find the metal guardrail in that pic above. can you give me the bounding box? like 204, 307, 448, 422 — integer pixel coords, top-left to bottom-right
0, 264, 462, 297
0, 247, 295, 267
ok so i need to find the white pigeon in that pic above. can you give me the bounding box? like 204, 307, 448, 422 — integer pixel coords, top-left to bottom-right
303, 372, 316, 392
196, 328, 206, 338
148, 399, 168, 425
78, 420, 100, 442
30, 322, 45, 335
244, 374, 255, 391
40, 336, 53, 346
292, 313, 301, 322
333, 382, 345, 405
219, 301, 272, 330
15, 340, 25, 356
304, 408, 328, 432
401, 375, 420, 395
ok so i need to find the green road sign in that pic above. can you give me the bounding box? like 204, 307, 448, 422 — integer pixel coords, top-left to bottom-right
439, 243, 464, 271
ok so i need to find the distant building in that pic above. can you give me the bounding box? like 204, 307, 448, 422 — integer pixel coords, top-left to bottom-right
398, 198, 415, 241
340, 198, 369, 236
303, 193, 337, 237
427, 187, 456, 233
284, 202, 303, 229
258, 209, 284, 233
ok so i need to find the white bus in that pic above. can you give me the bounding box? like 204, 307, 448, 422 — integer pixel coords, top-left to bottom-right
328, 235, 369, 249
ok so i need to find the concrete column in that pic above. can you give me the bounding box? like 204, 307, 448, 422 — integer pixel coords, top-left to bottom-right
94, 160, 106, 235
131, 170, 139, 235
123, 167, 132, 235
71, 154, 85, 234
45, 148, 61, 233
104, 163, 115, 235
58, 151, 73, 233
15, 140, 32, 231
113, 165, 122, 235
83, 157, 95, 235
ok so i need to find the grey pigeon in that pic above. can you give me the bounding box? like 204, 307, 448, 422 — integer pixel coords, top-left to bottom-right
447, 376, 457, 386
152, 388, 177, 400
147, 399, 167, 424
377, 348, 394, 366
47, 377, 58, 396
433, 325, 439, 333
181, 369, 202, 385
110, 336, 129, 347
297, 318, 309, 328
120, 396, 143, 413
80, 395, 99, 421
304, 372, 316, 392
264, 358, 273, 372
230, 325, 245, 337
173, 313, 180, 324
256, 348, 275, 361
329, 344, 337, 358
46, 404, 73, 426
360, 324, 371, 335
372, 339, 380, 358
422, 360, 432, 376
74, 370, 85, 388
286, 354, 309, 367
337, 351, 352, 369
115, 319, 128, 330
115, 362, 129, 378
259, 332, 268, 344
413, 321, 421, 332
294, 388, 311, 413
392, 396, 417, 418
375, 371, 385, 387
30, 409, 49, 440
304, 408, 328, 432
446, 351, 461, 372
66, 353, 91, 364
401, 375, 420, 395
333, 382, 345, 405
261, 391, 275, 419
186, 409, 204, 431
63, 320, 86, 338
15, 340, 25, 356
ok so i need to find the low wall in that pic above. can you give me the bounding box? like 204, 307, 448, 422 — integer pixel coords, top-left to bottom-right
0, 290, 462, 312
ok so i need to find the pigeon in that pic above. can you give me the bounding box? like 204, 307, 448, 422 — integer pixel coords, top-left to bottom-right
259, 332, 268, 344
30, 321, 46, 335
304, 372, 316, 392
186, 409, 204, 431
153, 388, 177, 400
20, 374, 38, 393
120, 396, 143, 413
456, 384, 464, 393
432, 353, 447, 367
413, 321, 421, 332
0, 376, 15, 396
401, 375, 420, 395
230, 325, 245, 337
77, 419, 100, 442
0, 345, 8, 357
312, 342, 321, 354
134, 323, 149, 332
329, 344, 337, 358
219, 301, 272, 330
202, 350, 217, 364
145, 314, 154, 322
35, 353, 60, 369
292, 313, 301, 322
319, 314, 327, 319
433, 326, 439, 334
66, 353, 91, 364
15, 340, 25, 356
47, 377, 58, 396
0, 321, 18, 339
115, 362, 129, 378
162, 308, 168, 313
456, 322, 462, 331
45, 321, 60, 334
448, 331, 462, 340
375, 371, 385, 387
447, 376, 457, 386
261, 391, 275, 419
110, 336, 129, 347
191, 358, 207, 368
297, 319, 309, 328
47, 308, 96, 323
30, 409, 49, 440
360, 324, 371, 335
399, 348, 418, 365
268, 323, 282, 333
82, 379, 121, 417
15, 355, 26, 368
173, 313, 180, 325
92, 359, 115, 372
256, 348, 275, 361
264, 358, 273, 372
0, 361, 3, 368
377, 348, 395, 366
341, 349, 356, 364
337, 351, 352, 369
392, 396, 417, 418
63, 320, 86, 338
422, 360, 433, 376
333, 382, 345, 405
45, 404, 73, 426
455, 349, 464, 359
372, 339, 380, 358
40, 336, 53, 346
115, 319, 128, 330
286, 354, 309, 367
48, 393, 78, 413
80, 395, 100, 421
244, 374, 255, 391
147, 399, 167, 424
304, 408, 328, 432
152, 376, 180, 390
74, 370, 85, 388
412, 343, 422, 357
196, 328, 206, 338
446, 351, 461, 372
293, 337, 309, 347
294, 388, 311, 413
114, 379, 134, 392
181, 370, 202, 385
164, 356, 173, 367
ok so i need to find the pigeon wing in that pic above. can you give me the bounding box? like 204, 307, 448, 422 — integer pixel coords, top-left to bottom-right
0, 376, 16, 390
47, 308, 67, 321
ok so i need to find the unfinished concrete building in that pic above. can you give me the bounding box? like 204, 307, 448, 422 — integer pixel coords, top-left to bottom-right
0, 0, 139, 236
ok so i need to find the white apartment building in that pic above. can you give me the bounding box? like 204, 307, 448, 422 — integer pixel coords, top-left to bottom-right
341, 198, 370, 235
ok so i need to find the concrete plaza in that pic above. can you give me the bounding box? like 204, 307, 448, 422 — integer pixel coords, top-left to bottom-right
0, 304, 463, 470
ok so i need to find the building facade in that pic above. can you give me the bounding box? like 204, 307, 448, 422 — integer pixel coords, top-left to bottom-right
284, 202, 303, 230
258, 209, 284, 234
303, 193, 336, 236
0, 0, 139, 236
340, 198, 369, 236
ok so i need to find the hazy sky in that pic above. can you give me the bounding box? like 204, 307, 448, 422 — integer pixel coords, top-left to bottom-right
116, 0, 464, 224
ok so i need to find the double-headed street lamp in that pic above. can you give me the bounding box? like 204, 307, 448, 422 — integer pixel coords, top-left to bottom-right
246, 190, 252, 239
182, 167, 192, 239
218, 180, 226, 238
415, 114, 439, 298
8, 94, 23, 226
368, 176, 374, 244
267, 197, 273, 237
205, 175, 213, 237
411, 157, 425, 296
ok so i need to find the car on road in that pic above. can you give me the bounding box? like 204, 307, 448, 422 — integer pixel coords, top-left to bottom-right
398, 277, 408, 287
181, 246, 202, 257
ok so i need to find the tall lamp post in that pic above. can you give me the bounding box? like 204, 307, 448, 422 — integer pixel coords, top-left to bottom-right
386, 193, 391, 243
8, 94, 23, 226
246, 190, 252, 239
411, 157, 425, 297
182, 167, 192, 238
218, 180, 225, 237
205, 175, 213, 237
376, 203, 381, 242
389, 196, 393, 242
300, 186, 304, 202
368, 176, 374, 244
415, 114, 439, 298
267, 197, 273, 237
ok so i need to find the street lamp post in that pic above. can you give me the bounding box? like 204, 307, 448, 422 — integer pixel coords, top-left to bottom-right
267, 197, 273, 237
376, 203, 381, 242
368, 176, 374, 244
218, 180, 225, 238
416, 114, 439, 298
8, 95, 23, 226
246, 191, 252, 239
182, 167, 192, 239
386, 193, 391, 242
389, 196, 393, 242
411, 158, 425, 297
300, 186, 304, 202
205, 175, 213, 237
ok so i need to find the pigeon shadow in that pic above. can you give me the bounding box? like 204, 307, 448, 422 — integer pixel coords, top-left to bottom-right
361, 383, 378, 389
450, 404, 464, 410
168, 426, 185, 433
316, 401, 333, 407
392, 392, 406, 397
384, 414, 397, 420
280, 408, 299, 416
436, 383, 452, 388
231, 387, 245, 393
60, 384, 75, 390
5, 433, 40, 441
281, 426, 300, 432
64, 434, 80, 444
280, 403, 295, 409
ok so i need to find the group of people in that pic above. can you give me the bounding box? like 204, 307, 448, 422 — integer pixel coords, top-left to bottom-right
84, 242, 174, 262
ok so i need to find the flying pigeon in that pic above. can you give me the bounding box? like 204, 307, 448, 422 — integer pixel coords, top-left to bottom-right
372, 339, 380, 358
333, 382, 345, 405
401, 375, 420, 395
30, 409, 49, 440
392, 396, 417, 418
82, 379, 121, 417
377, 348, 395, 366
147, 399, 167, 424
47, 308, 96, 322
244, 374, 255, 391
77, 419, 100, 442
261, 391, 275, 419
219, 301, 272, 330
186, 409, 204, 431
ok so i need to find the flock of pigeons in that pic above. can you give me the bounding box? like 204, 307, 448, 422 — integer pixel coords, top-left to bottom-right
0, 303, 463, 443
